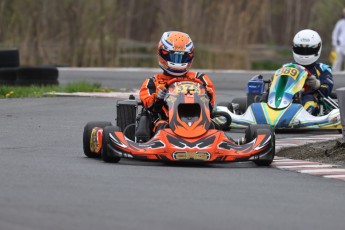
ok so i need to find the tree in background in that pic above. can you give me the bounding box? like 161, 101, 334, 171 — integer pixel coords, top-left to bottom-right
0, 0, 342, 69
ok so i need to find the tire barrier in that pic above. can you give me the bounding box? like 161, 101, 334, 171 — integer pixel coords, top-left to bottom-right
0, 48, 59, 86
0, 49, 20, 68
16, 66, 59, 86
0, 67, 18, 85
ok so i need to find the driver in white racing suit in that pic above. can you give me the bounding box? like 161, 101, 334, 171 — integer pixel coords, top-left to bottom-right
286, 29, 334, 115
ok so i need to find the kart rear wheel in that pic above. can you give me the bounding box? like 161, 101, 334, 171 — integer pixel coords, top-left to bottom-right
83, 121, 112, 158
102, 126, 121, 163
231, 97, 247, 114
245, 124, 275, 166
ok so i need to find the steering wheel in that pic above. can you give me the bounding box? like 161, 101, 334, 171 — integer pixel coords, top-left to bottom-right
211, 110, 232, 130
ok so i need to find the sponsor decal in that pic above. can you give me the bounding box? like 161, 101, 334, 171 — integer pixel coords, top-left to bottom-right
300, 38, 310, 42
173, 151, 210, 161
173, 82, 200, 94
90, 128, 102, 153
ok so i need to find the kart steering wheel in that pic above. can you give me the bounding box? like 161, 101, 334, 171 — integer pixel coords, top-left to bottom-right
211, 110, 232, 130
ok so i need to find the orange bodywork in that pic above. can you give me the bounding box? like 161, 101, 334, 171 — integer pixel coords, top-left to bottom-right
104, 128, 272, 162
166, 81, 211, 138
94, 79, 274, 163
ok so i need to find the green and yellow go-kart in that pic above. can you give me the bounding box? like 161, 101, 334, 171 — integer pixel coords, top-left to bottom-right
215, 64, 341, 130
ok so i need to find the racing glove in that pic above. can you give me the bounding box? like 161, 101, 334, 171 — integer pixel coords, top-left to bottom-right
306, 74, 320, 90
156, 85, 167, 100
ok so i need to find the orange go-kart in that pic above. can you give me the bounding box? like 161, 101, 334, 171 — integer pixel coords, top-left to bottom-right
83, 78, 276, 166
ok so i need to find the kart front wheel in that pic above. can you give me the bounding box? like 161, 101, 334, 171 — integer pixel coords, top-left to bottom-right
102, 126, 121, 163
245, 124, 275, 166
83, 121, 112, 158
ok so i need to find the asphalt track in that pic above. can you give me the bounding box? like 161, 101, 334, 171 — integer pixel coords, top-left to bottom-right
0, 68, 345, 230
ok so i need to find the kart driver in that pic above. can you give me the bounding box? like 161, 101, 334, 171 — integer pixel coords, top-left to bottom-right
285, 29, 334, 115
139, 31, 216, 132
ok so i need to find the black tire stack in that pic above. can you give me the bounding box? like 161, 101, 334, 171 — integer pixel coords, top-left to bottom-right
0, 49, 59, 86
16, 66, 59, 86
0, 49, 20, 85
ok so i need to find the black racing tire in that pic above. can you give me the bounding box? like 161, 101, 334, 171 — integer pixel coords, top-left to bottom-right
231, 97, 247, 114
217, 101, 234, 112
16, 66, 59, 86
0, 67, 17, 85
83, 121, 112, 158
0, 49, 20, 67
245, 124, 275, 166
102, 126, 121, 163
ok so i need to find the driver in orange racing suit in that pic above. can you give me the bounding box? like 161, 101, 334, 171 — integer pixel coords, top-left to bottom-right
139, 31, 216, 133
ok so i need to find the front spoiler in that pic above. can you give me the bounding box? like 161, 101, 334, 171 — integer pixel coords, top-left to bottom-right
216, 103, 342, 130
104, 128, 274, 163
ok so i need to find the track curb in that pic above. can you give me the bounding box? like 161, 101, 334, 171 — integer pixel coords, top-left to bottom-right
275, 134, 344, 182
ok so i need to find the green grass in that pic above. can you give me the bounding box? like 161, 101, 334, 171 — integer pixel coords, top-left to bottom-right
0, 81, 115, 99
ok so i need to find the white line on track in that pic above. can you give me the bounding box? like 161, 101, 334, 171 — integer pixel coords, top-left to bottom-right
276, 164, 335, 169
273, 160, 315, 163
299, 169, 345, 173
324, 175, 345, 178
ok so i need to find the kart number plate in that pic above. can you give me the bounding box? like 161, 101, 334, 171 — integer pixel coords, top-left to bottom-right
173, 151, 210, 161
174, 83, 200, 94
276, 67, 300, 80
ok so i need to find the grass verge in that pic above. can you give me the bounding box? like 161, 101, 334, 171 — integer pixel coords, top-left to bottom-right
0, 81, 114, 99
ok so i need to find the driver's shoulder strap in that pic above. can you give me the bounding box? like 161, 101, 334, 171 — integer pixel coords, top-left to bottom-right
195, 72, 207, 86
195, 72, 205, 79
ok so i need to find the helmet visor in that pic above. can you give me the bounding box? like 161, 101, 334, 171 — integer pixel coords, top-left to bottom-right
160, 49, 193, 64
293, 43, 321, 55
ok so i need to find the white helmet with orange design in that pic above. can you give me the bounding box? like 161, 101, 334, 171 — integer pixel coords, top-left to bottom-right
157, 31, 194, 76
